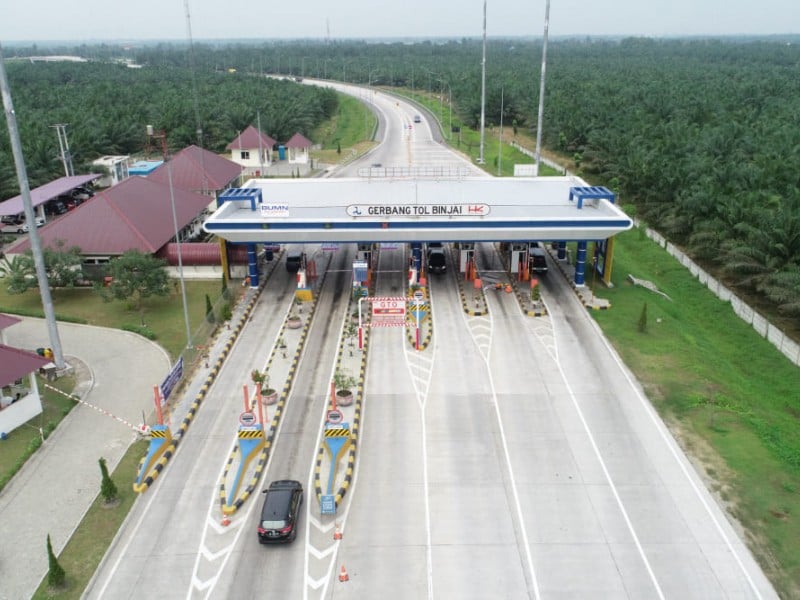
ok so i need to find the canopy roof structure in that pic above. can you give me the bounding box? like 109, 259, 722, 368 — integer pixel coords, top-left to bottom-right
0, 175, 98, 216
204, 176, 631, 244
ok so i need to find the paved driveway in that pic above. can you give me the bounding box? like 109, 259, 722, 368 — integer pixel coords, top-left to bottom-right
0, 318, 169, 600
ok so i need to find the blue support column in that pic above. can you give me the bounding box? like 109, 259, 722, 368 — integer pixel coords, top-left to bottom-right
574, 240, 588, 286
247, 244, 259, 288
557, 241, 567, 261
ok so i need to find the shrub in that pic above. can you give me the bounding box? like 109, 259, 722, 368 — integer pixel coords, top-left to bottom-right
46, 533, 66, 588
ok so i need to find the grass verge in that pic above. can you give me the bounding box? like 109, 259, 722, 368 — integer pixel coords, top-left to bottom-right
31, 439, 147, 600
0, 375, 76, 493
593, 226, 800, 597
0, 279, 231, 361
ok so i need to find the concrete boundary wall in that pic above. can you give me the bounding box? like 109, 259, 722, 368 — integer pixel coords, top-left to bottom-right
638, 220, 800, 366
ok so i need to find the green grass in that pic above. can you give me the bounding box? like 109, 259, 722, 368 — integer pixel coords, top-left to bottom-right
0, 376, 77, 493
0, 280, 233, 361
593, 227, 800, 597
31, 439, 147, 600
314, 93, 376, 150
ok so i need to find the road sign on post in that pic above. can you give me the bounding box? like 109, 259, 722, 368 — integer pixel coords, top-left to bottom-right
239, 412, 256, 427
372, 299, 406, 319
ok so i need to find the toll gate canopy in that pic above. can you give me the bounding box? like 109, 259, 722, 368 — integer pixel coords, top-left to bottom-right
203, 176, 632, 244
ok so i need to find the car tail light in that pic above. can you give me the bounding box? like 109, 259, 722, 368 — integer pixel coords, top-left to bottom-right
279, 525, 292, 534
257, 527, 266, 534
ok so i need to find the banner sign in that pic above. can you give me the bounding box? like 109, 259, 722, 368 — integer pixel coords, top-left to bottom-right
346, 204, 490, 217
159, 356, 184, 404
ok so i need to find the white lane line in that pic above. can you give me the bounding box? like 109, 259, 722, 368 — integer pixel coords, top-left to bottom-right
584, 314, 766, 599
186, 434, 268, 600
404, 287, 436, 600
469, 294, 542, 600
548, 299, 666, 600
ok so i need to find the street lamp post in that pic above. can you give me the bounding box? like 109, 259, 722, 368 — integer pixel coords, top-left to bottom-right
478, 0, 488, 164
147, 126, 192, 351
534, 0, 551, 176
0, 43, 66, 369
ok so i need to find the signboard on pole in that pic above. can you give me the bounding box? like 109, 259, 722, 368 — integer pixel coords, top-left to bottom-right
372, 299, 406, 319
159, 356, 184, 405
321, 494, 336, 515
239, 412, 256, 427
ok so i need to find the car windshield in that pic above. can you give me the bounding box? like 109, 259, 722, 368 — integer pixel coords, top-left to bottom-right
261, 519, 287, 529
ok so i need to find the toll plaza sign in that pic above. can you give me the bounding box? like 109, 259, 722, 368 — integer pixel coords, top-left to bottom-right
346, 204, 490, 217
372, 298, 406, 320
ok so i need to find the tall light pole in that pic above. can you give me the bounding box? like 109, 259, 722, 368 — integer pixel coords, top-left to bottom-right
498, 86, 504, 176
478, 0, 487, 164
534, 0, 551, 177
0, 43, 66, 369
147, 126, 192, 351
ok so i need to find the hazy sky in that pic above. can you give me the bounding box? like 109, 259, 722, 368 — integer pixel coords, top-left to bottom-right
1, 0, 798, 43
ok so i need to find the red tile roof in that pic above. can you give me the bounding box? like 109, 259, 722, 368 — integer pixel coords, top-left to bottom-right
147, 145, 241, 193
226, 126, 277, 151
0, 344, 50, 388
285, 132, 312, 149
6, 176, 212, 256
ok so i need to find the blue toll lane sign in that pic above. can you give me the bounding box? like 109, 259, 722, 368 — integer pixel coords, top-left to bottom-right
321, 494, 336, 515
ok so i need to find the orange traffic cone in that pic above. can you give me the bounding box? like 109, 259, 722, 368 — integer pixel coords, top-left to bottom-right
333, 524, 342, 540
221, 515, 231, 527
505, 284, 513, 293
339, 565, 349, 582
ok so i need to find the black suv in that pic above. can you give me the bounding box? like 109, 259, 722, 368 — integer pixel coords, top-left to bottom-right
529, 245, 548, 275
427, 242, 446, 274
258, 480, 303, 543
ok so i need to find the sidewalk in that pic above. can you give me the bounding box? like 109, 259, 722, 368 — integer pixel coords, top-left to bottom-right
0, 320, 170, 600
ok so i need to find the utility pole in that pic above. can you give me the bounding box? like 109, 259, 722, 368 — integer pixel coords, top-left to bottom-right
478, 0, 487, 165
51, 124, 74, 177
534, 0, 551, 177
0, 43, 66, 369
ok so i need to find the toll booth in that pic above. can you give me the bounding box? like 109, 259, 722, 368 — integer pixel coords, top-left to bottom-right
353, 260, 368, 299
356, 243, 375, 267
409, 242, 423, 286
458, 242, 475, 274
510, 243, 528, 279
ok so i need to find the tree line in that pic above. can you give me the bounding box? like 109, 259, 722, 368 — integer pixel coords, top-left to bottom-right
0, 58, 338, 199
2, 37, 798, 315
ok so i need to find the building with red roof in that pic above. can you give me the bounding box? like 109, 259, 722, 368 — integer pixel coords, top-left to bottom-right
4, 176, 212, 264
0, 315, 50, 436
226, 126, 277, 176
285, 132, 313, 165
147, 145, 241, 198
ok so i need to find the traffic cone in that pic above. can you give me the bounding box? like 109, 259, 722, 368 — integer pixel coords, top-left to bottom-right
221, 515, 231, 527
333, 524, 342, 540
339, 565, 349, 582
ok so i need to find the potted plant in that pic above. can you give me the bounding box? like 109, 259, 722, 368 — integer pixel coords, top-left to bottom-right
333, 369, 357, 406
287, 312, 303, 329
251, 369, 278, 405
531, 280, 542, 307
